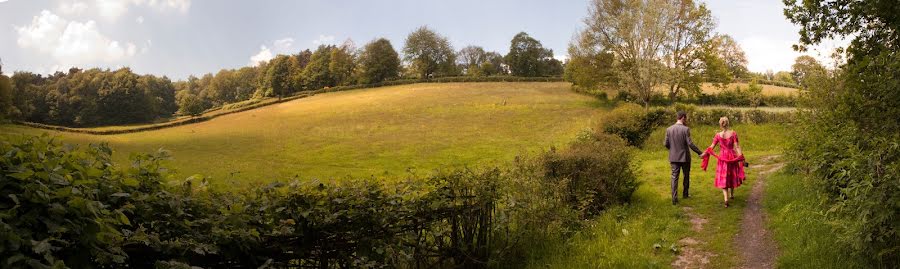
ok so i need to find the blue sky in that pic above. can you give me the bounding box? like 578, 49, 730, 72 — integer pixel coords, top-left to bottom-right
0, 0, 844, 80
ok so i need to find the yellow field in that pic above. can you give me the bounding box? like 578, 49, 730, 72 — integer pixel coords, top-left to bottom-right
0, 82, 603, 188
700, 82, 798, 96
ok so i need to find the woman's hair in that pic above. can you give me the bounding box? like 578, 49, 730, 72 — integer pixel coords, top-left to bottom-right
719, 116, 730, 129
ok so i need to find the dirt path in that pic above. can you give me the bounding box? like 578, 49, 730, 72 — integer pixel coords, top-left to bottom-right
673, 207, 716, 268
673, 155, 784, 269
734, 155, 784, 269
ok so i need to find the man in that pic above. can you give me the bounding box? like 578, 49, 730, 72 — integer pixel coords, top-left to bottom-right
664, 111, 704, 205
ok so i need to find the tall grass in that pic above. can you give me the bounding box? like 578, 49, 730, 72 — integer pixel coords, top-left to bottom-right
764, 172, 874, 268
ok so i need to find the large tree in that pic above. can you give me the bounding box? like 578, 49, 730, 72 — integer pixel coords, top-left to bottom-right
790, 55, 825, 88
505, 32, 558, 77
711, 34, 748, 79
303, 45, 336, 90
329, 40, 357, 86
575, 0, 720, 105
266, 55, 293, 98
662, 0, 716, 102
402, 26, 457, 78
357, 38, 401, 84
458, 46, 488, 75
564, 32, 618, 90
579, 0, 675, 106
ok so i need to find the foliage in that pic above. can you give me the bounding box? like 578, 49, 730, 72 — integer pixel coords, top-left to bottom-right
0, 130, 637, 268
578, 0, 671, 107
266, 55, 294, 99
577, 0, 727, 106
7, 68, 177, 127
402, 26, 458, 78
301, 45, 336, 91
174, 89, 206, 116
541, 132, 638, 218
599, 103, 667, 147
785, 0, 900, 263
764, 172, 875, 268
0, 73, 12, 120
505, 32, 562, 77
702, 35, 739, 89
662, 0, 716, 102
328, 41, 357, 86
790, 55, 826, 88
711, 35, 749, 79
357, 38, 401, 84
564, 32, 617, 91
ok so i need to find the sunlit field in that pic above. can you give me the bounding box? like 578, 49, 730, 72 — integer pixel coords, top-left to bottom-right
0, 82, 603, 188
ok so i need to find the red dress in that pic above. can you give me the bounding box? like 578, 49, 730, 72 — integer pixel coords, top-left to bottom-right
701, 132, 746, 189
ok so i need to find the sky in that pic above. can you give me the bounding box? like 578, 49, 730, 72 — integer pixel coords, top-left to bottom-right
0, 0, 846, 80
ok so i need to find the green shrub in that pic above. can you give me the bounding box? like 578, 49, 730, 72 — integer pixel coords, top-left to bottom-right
0, 133, 636, 268
541, 133, 637, 218
600, 103, 668, 147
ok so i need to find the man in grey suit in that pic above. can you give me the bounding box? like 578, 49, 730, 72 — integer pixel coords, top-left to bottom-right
664, 111, 704, 205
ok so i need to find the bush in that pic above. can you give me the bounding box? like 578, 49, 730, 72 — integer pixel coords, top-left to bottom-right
541, 133, 637, 218
0, 133, 636, 268
600, 103, 667, 147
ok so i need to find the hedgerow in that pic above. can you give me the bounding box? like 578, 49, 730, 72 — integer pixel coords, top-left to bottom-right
0, 131, 634, 268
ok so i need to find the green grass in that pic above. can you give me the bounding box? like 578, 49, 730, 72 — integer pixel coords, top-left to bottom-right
0, 82, 603, 188
764, 172, 873, 268
524, 124, 790, 268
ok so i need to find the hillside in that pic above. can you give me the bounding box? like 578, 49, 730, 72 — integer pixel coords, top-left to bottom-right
0, 82, 602, 188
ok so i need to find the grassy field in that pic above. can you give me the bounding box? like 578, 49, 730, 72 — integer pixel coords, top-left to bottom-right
525, 124, 790, 268
0, 82, 604, 188
764, 172, 874, 268
700, 82, 798, 96
639, 82, 799, 97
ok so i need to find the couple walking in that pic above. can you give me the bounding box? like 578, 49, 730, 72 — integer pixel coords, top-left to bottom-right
664, 111, 746, 207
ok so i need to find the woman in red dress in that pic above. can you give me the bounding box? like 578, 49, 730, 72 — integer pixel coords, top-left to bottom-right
703, 117, 746, 207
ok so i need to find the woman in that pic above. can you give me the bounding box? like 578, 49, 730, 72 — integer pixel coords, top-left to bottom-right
701, 117, 746, 207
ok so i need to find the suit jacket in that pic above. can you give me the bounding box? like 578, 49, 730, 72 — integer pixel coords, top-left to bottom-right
664, 122, 703, 163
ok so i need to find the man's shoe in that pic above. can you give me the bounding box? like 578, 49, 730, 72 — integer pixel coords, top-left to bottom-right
683, 195, 691, 199
672, 199, 678, 205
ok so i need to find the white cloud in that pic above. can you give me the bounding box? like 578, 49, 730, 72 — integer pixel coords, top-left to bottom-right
84, 0, 192, 20
141, 39, 152, 54
274, 38, 294, 51
16, 10, 140, 69
249, 46, 273, 66
135, 0, 191, 13
312, 35, 335, 45
136, 15, 144, 24
59, 0, 89, 15
95, 0, 130, 20
249, 37, 298, 66
740, 36, 849, 72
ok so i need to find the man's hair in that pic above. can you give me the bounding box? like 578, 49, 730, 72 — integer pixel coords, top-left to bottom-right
677, 111, 687, 120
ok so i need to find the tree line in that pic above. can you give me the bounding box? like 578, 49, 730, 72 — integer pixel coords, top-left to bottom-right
0, 27, 563, 127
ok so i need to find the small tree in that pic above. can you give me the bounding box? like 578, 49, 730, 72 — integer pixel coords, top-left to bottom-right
458, 46, 488, 76
505, 32, 556, 77
329, 40, 357, 86
790, 55, 825, 88
266, 55, 292, 99
302, 45, 335, 90
402, 26, 457, 78
357, 38, 401, 84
